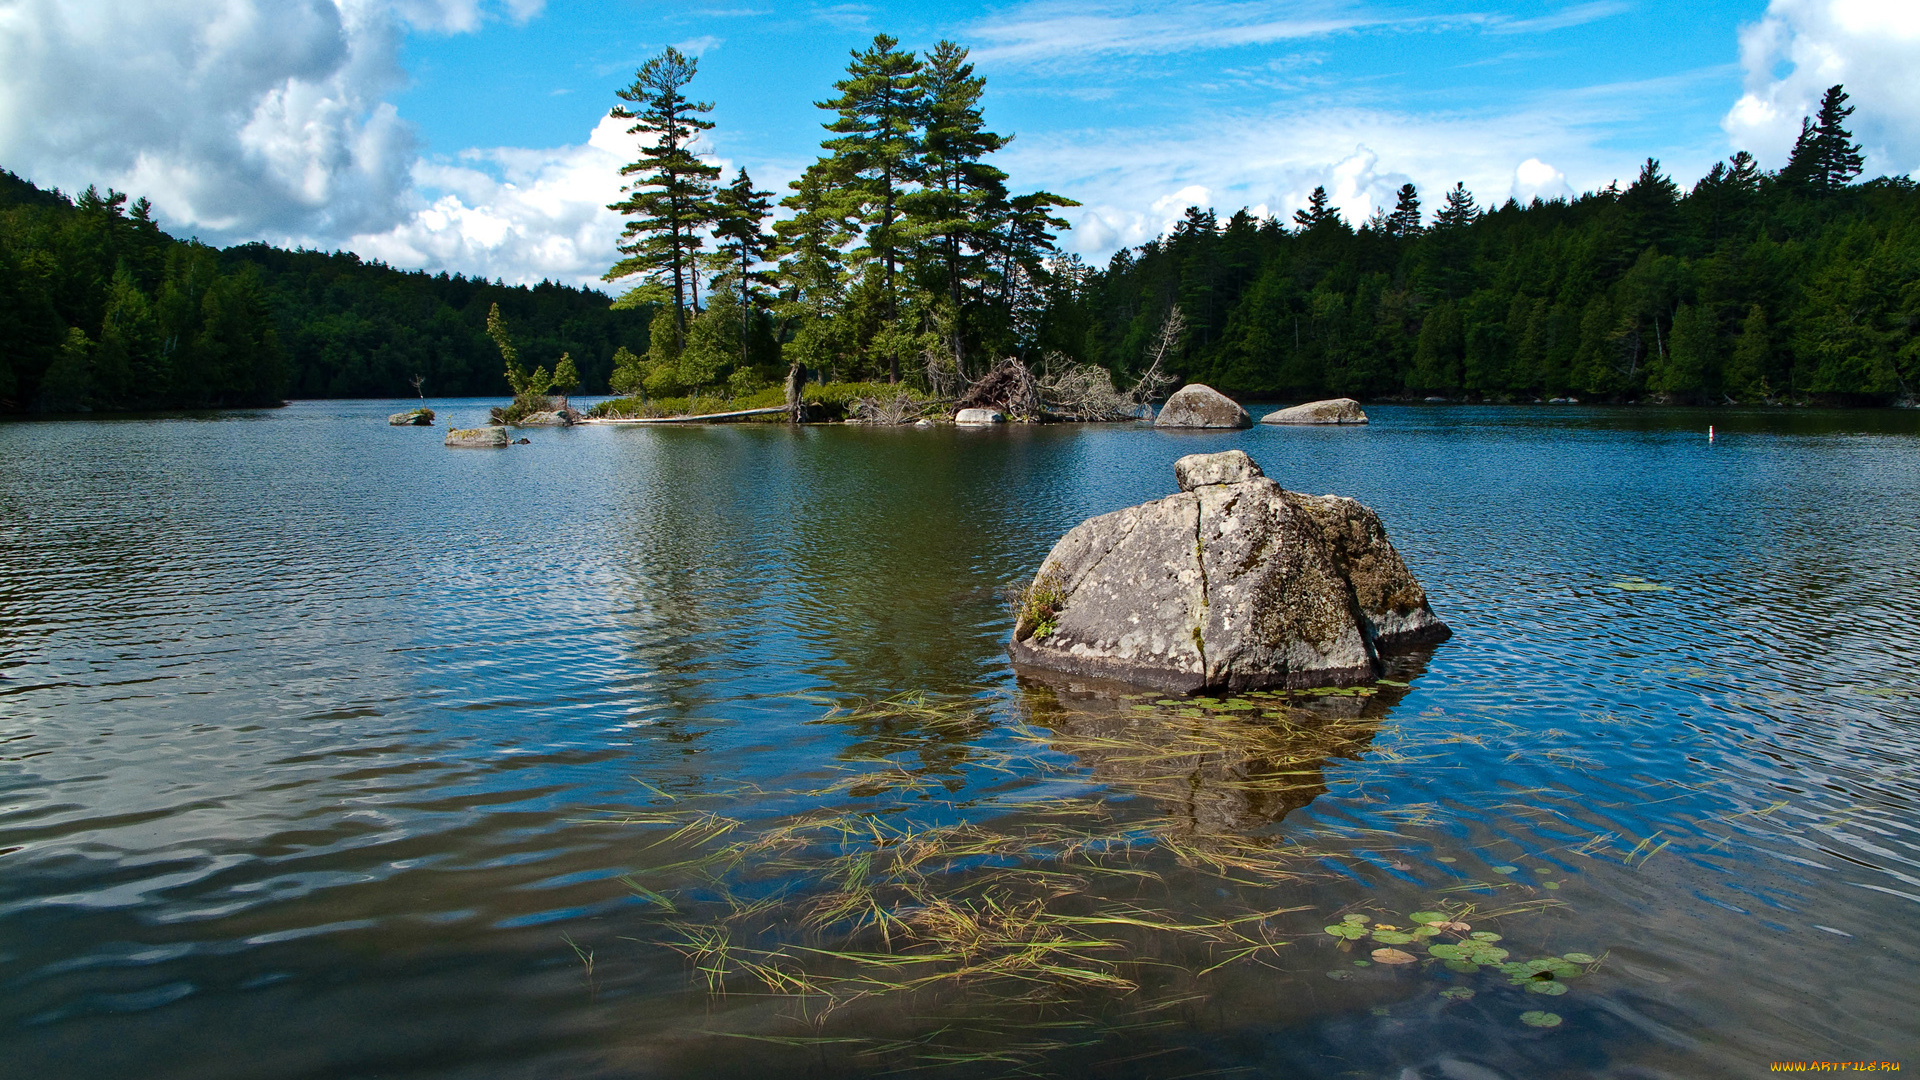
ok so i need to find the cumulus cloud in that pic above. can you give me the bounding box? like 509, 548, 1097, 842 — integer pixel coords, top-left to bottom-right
1511, 157, 1573, 202
349, 114, 640, 287
1015, 100, 1656, 262
1723, 0, 1920, 173
0, 0, 540, 246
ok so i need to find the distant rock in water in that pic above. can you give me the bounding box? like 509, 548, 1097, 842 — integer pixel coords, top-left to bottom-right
955, 408, 1007, 425
516, 406, 580, 426
1009, 449, 1449, 692
446, 427, 510, 448
1261, 398, 1367, 425
1154, 384, 1251, 429
389, 408, 434, 426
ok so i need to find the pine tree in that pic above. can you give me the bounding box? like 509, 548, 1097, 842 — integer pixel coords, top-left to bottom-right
1782, 85, 1865, 191
1724, 303, 1772, 400
1387, 183, 1422, 237
606, 47, 721, 340
772, 161, 859, 371
710, 168, 775, 370
1433, 183, 1480, 230
1292, 186, 1341, 232
819, 34, 924, 382
909, 40, 1008, 376
1620, 158, 1680, 252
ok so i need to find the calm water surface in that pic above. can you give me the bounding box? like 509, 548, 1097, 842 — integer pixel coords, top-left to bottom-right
1, 400, 1916, 1079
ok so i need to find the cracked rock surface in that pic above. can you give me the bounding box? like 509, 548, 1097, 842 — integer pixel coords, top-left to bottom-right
1009, 450, 1449, 692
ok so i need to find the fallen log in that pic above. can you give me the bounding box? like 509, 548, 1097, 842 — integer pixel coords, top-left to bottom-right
581, 405, 789, 425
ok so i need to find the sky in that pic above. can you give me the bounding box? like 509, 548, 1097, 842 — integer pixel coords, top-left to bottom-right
2, 0, 1917, 289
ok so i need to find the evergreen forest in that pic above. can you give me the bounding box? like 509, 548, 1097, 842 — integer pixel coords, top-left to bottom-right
0, 169, 651, 413
4, 45, 1915, 414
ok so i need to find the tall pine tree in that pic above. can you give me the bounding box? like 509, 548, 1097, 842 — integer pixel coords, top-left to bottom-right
819, 34, 924, 381
606, 47, 721, 342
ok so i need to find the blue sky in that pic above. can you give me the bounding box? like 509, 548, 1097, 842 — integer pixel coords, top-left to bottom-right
3, 0, 1916, 286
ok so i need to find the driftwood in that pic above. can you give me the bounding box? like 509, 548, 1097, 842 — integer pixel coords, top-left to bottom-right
581, 406, 788, 425
955, 359, 1043, 420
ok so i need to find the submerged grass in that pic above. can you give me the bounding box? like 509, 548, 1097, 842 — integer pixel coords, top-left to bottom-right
598, 685, 1608, 1074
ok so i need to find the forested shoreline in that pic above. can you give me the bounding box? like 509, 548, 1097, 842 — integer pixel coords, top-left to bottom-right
4, 57, 1916, 414
1059, 97, 1920, 406
0, 170, 651, 413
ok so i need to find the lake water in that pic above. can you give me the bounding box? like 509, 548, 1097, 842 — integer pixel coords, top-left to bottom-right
2, 399, 1916, 1079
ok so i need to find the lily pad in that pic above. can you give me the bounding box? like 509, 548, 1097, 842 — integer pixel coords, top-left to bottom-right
1527, 980, 1569, 996
1341, 914, 1370, 925
1413, 925, 1442, 938
1439, 987, 1475, 1001
1542, 881, 1561, 890
1370, 930, 1415, 945
1425, 943, 1466, 960
1443, 959, 1481, 973
1436, 856, 1458, 863
1325, 923, 1369, 940
1372, 948, 1417, 965
1433, 920, 1472, 932
1519, 1010, 1563, 1028
1493, 865, 1520, 875
1464, 945, 1510, 964
1469, 932, 1503, 942
1563, 952, 1597, 964
1409, 911, 1448, 924
1325, 969, 1354, 981
1379, 679, 1411, 687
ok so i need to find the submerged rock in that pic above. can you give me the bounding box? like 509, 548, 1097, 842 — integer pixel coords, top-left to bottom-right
1261, 398, 1367, 425
389, 408, 435, 426
1009, 449, 1449, 692
1153, 384, 1251, 429
445, 426, 510, 448
955, 407, 1007, 425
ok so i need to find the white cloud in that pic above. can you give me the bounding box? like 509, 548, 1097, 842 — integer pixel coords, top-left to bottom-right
1013, 101, 1654, 261
969, 0, 1374, 64
348, 114, 637, 287
1511, 157, 1573, 202
1722, 0, 1920, 173
0, 0, 547, 247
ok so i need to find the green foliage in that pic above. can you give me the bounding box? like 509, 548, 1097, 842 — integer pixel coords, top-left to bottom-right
1047, 88, 1917, 405
1014, 570, 1068, 641
605, 46, 721, 330
0, 169, 649, 412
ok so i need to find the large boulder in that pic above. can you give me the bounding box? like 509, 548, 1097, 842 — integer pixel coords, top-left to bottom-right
445, 426, 510, 448
1154, 384, 1251, 429
955, 407, 1007, 425
1009, 449, 1448, 692
1262, 398, 1367, 425
515, 406, 580, 426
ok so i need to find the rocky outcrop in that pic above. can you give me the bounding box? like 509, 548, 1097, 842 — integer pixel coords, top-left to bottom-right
1154, 384, 1251, 429
516, 406, 580, 426
445, 426, 510, 448
389, 408, 435, 426
1261, 398, 1367, 425
955, 408, 1007, 425
1009, 449, 1448, 692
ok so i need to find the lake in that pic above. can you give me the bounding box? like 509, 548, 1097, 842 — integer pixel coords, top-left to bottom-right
2, 399, 1916, 1079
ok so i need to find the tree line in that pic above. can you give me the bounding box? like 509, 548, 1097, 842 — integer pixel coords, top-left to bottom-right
1050, 85, 1917, 405
0, 169, 651, 413
601, 35, 1076, 401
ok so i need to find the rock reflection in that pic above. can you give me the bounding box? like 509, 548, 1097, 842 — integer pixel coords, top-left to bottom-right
1014, 655, 1431, 834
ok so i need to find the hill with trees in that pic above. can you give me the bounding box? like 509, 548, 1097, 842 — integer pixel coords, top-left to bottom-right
0, 170, 650, 412
1051, 86, 1918, 406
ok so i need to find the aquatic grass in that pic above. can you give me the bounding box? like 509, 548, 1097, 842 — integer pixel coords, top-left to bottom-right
602, 686, 1614, 1070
